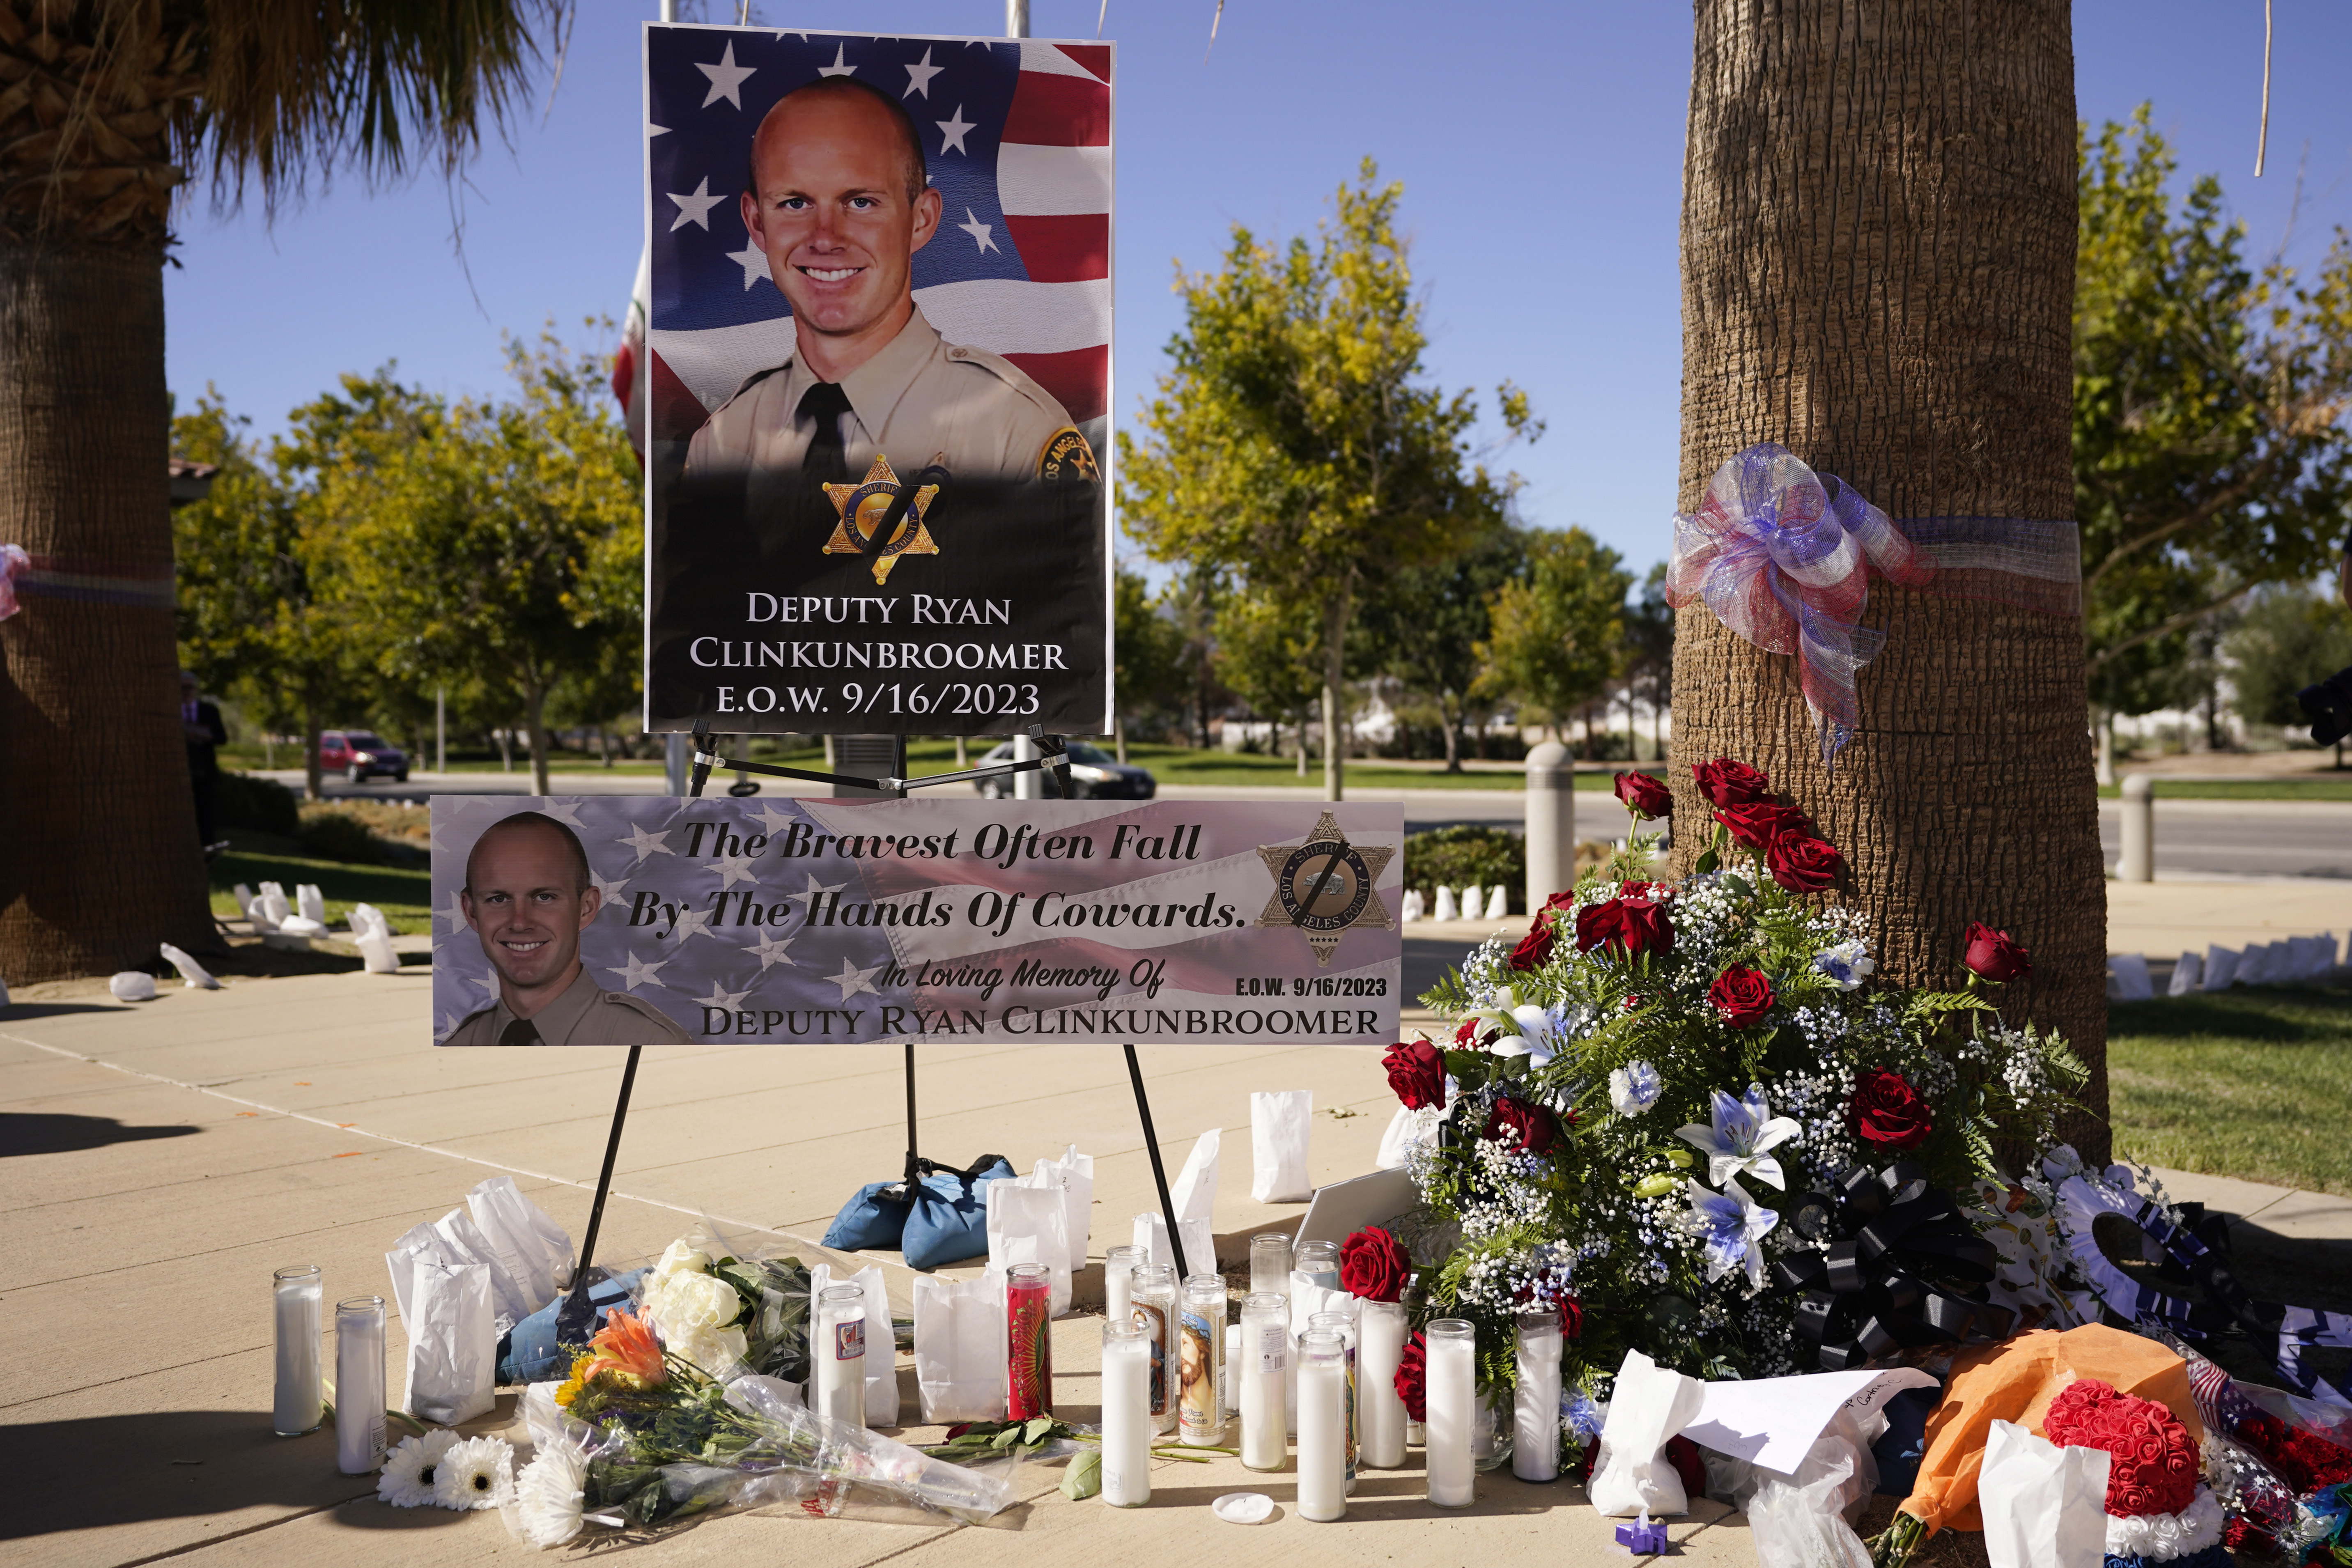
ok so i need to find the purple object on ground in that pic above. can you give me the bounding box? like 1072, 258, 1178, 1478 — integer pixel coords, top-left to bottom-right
1615, 1509, 1670, 1554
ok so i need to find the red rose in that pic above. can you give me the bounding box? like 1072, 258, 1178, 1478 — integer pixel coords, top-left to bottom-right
1509, 923, 1556, 972
1766, 831, 1844, 893
1848, 1069, 1934, 1151
1395, 1331, 1428, 1421
1557, 1295, 1584, 1341
1665, 1435, 1707, 1500
2042, 1378, 2199, 1517
1575, 885, 1675, 959
1713, 801, 1812, 852
1613, 771, 1672, 818
1383, 1040, 1446, 1111
1964, 922, 2031, 982
1485, 1095, 1560, 1155
1707, 964, 1775, 1027
1339, 1226, 1410, 1303
1452, 1018, 1496, 1050
1693, 757, 1770, 807
1539, 889, 1578, 916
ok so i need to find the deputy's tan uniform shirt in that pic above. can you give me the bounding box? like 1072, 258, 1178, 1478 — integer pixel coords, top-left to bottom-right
443, 967, 692, 1046
684, 306, 1093, 491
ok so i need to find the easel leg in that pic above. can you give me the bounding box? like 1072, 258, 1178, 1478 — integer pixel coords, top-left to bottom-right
1124, 1043, 1190, 1281
556, 1044, 644, 1340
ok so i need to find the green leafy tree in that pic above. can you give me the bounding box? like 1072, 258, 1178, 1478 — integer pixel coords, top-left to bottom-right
1120, 161, 1527, 799
2228, 583, 2352, 765
1475, 527, 1632, 749
1621, 562, 1677, 762
1111, 566, 1185, 761
1217, 584, 1326, 774
1360, 518, 1528, 771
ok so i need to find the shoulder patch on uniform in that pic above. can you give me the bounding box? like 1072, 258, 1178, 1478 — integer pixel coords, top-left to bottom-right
1037, 425, 1100, 484
939, 340, 1066, 420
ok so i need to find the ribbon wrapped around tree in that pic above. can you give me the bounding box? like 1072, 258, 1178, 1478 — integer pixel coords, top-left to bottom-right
1771, 1160, 2016, 1371
1667, 444, 2083, 759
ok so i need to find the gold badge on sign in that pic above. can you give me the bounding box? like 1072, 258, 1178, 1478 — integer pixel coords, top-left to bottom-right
822, 454, 939, 585
1254, 811, 1395, 969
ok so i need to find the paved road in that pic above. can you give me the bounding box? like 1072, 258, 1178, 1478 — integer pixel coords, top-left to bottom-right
259, 771, 2352, 879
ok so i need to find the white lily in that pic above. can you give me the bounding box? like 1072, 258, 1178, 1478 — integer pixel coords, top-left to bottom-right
1678, 1175, 1780, 1290
1675, 1083, 1802, 1190
1488, 1001, 1565, 1068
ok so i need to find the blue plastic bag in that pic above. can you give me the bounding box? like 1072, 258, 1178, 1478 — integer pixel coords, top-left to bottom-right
496, 1266, 645, 1385
822, 1157, 1012, 1270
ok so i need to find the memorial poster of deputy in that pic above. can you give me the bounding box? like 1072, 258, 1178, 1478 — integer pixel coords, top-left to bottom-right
641, 25, 1113, 735
430, 799, 1402, 1047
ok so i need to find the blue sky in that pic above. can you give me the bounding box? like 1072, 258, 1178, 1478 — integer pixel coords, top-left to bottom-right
165, 1, 2352, 578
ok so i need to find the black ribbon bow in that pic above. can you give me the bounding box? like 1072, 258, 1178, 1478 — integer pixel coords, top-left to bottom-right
1771, 1161, 2016, 1371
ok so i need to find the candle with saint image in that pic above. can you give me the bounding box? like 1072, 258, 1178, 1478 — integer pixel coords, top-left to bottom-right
1424, 1318, 1476, 1506
1513, 1308, 1562, 1482
1307, 1309, 1357, 1490
815, 1283, 868, 1428
334, 1295, 386, 1474
1178, 1274, 1226, 1445
1100, 1319, 1152, 1507
1006, 1263, 1054, 1420
1357, 1299, 1408, 1467
272, 1265, 323, 1436
1132, 1264, 1178, 1435
1238, 1292, 1288, 1470
1103, 1244, 1145, 1327
1296, 1329, 1348, 1521
1250, 1233, 1291, 1297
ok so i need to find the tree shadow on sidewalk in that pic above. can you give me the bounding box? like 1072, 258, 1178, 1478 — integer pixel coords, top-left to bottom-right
0, 1112, 199, 1158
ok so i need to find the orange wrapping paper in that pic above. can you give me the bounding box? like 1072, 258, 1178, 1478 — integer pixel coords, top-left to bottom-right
1898, 1322, 2203, 1537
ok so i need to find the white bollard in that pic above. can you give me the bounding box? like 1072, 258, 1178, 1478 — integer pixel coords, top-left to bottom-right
1524, 742, 1575, 915
2118, 774, 2154, 883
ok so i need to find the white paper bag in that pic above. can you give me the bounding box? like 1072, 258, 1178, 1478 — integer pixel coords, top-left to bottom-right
1169, 1127, 1220, 1273
260, 883, 292, 930
403, 1259, 496, 1425
296, 883, 326, 926
349, 902, 402, 974
158, 943, 220, 990
2168, 951, 2203, 996
1027, 1144, 1095, 1264
1250, 1090, 1313, 1203
1978, 1419, 2111, 1568
428, 1205, 534, 1333
108, 971, 157, 1001
465, 1175, 574, 1311
2105, 953, 2152, 1001
1459, 886, 1484, 921
2201, 945, 2238, 990
1484, 885, 1508, 920
232, 882, 254, 913
1400, 890, 1424, 923
1432, 887, 1459, 921
1589, 1348, 1706, 1516
912, 1270, 1008, 1423
1132, 1210, 1215, 1283
808, 1262, 899, 1426
988, 1180, 1073, 1317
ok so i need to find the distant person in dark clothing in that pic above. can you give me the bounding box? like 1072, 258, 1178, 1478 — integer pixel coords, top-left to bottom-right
181, 670, 227, 851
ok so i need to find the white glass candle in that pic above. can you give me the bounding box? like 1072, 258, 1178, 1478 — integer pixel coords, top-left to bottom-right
1293, 1240, 1341, 1289
1424, 1319, 1476, 1507
1104, 1244, 1145, 1327
1358, 1299, 1407, 1468
1178, 1274, 1227, 1446
1307, 1309, 1357, 1492
1250, 1233, 1292, 1297
1296, 1329, 1348, 1522
1100, 1320, 1153, 1507
334, 1295, 387, 1474
272, 1265, 323, 1436
1238, 1293, 1288, 1471
1513, 1309, 1562, 1482
815, 1283, 867, 1428
1132, 1265, 1179, 1436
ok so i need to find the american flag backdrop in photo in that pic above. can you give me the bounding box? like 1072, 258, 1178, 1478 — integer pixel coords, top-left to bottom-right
630, 26, 1112, 457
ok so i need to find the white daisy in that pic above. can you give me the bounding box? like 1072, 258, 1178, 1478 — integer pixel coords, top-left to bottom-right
503, 1442, 589, 1549
377, 1427, 457, 1507
432, 1433, 514, 1511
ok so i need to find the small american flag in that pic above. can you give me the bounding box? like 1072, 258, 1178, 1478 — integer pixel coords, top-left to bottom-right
638, 27, 1112, 456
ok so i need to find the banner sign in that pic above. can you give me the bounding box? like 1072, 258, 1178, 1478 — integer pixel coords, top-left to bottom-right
432, 798, 1401, 1047
639, 24, 1114, 736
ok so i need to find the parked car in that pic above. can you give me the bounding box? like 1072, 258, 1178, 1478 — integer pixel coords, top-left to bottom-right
317, 729, 409, 784
972, 740, 1154, 800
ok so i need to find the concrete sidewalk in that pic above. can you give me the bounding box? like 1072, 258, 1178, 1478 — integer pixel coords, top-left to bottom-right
3, 960, 2341, 1567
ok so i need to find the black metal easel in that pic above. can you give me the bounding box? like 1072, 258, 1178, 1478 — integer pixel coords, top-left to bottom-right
556, 725, 1199, 1339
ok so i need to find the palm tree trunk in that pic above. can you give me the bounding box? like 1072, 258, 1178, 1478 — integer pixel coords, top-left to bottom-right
0, 239, 215, 981
1674, 0, 2107, 1156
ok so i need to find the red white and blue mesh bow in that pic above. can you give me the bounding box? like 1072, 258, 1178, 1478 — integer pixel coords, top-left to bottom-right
1667, 444, 2083, 760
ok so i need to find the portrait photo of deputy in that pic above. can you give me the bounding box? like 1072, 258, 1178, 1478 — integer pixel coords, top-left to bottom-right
686, 76, 1098, 495
444, 811, 692, 1047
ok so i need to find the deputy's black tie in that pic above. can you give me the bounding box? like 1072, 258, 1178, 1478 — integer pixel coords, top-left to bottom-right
798, 381, 853, 487
498, 1017, 542, 1047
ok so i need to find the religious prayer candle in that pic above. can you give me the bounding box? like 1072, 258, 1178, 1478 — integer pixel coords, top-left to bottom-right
1132, 1265, 1179, 1435
1178, 1274, 1227, 1445
334, 1295, 387, 1474
1250, 1233, 1292, 1297
1006, 1263, 1054, 1420
1100, 1320, 1153, 1508
1307, 1309, 1357, 1491
1513, 1308, 1563, 1483
272, 1265, 323, 1437
1296, 1329, 1348, 1522
1293, 1240, 1341, 1289
1357, 1299, 1408, 1468
1238, 1293, 1288, 1471
1424, 1319, 1476, 1507
1104, 1244, 1145, 1327
816, 1283, 868, 1429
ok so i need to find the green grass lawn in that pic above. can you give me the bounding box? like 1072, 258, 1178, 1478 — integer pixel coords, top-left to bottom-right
2108, 980, 2352, 1195
209, 845, 434, 934
2095, 776, 2352, 801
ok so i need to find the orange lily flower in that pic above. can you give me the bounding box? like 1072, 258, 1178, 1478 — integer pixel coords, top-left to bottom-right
580, 1306, 667, 1390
